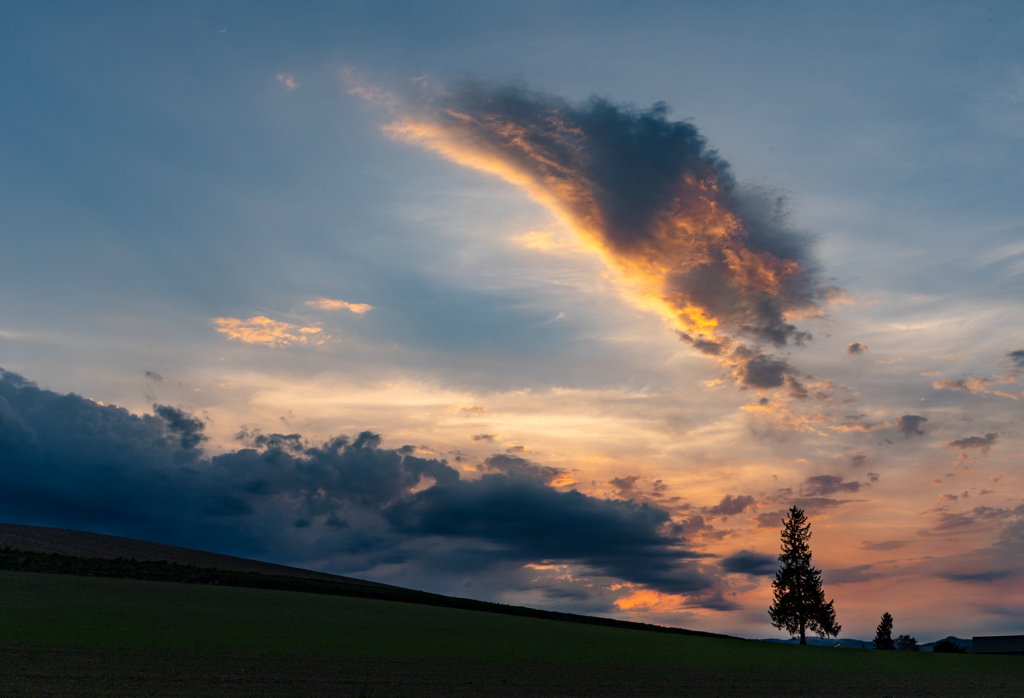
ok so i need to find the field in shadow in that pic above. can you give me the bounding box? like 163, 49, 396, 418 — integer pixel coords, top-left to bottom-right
2, 570, 1024, 696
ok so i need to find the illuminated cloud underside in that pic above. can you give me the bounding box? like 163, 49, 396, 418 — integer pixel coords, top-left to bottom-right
376, 82, 838, 389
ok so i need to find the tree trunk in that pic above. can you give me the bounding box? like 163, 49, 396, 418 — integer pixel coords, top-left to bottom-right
800, 621, 806, 645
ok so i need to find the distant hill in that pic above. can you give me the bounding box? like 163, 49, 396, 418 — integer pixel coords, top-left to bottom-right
0, 522, 726, 640
761, 637, 873, 649
762, 636, 974, 651
920, 637, 972, 652
0, 522, 391, 587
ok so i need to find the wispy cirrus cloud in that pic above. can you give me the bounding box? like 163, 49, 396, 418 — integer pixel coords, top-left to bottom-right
212, 316, 326, 346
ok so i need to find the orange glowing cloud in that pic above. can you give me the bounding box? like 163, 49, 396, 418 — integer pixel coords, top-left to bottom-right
306, 298, 374, 313
369, 81, 832, 389
212, 316, 326, 346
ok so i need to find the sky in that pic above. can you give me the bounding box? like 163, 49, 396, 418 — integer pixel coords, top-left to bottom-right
1, 1, 1023, 641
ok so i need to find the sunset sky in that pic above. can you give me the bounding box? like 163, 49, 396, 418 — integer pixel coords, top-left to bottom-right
2, 1, 1024, 641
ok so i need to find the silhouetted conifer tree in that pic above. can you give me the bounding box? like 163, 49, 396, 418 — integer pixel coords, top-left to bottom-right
873, 612, 895, 650
768, 506, 841, 645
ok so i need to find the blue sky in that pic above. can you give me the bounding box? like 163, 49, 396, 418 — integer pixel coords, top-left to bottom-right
2, 1, 1024, 639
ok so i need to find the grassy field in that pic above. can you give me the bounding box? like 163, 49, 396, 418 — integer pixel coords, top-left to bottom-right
1, 570, 1022, 697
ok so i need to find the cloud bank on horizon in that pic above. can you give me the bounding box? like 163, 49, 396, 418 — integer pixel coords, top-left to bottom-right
376, 81, 841, 390
0, 367, 743, 610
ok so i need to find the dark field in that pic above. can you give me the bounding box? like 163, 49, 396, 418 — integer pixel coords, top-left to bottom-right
2, 571, 1023, 697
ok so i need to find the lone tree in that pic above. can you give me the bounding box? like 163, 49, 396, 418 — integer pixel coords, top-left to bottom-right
768, 506, 841, 645
873, 612, 895, 650
896, 634, 919, 652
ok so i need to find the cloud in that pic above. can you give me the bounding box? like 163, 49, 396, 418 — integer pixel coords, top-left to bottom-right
609, 475, 641, 497
754, 510, 787, 529
305, 298, 374, 313
896, 414, 928, 437
918, 506, 1012, 537
946, 432, 999, 454
381, 81, 830, 387
449, 404, 488, 415
739, 354, 791, 389
0, 367, 714, 599
471, 434, 497, 442
144, 371, 163, 383
825, 564, 883, 585
860, 540, 907, 551
942, 570, 1013, 584
704, 494, 755, 517
847, 342, 868, 355
934, 377, 992, 394
152, 405, 207, 450
1007, 349, 1024, 368
277, 73, 298, 91
800, 475, 862, 497
720, 550, 776, 576
212, 316, 325, 346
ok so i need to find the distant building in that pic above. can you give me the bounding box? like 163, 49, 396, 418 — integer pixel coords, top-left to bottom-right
973, 635, 1024, 655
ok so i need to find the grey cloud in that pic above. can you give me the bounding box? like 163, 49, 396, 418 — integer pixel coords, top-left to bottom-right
860, 540, 907, 551
472, 434, 497, 442
790, 497, 854, 513
609, 475, 640, 497
481, 453, 567, 485
918, 506, 1012, 537
144, 371, 163, 382
800, 475, 862, 497
847, 342, 868, 355
942, 570, 1013, 584
1009, 350, 1024, 369
0, 368, 711, 599
739, 354, 790, 389
825, 564, 883, 585
152, 405, 207, 450
678, 333, 725, 356
785, 375, 809, 399
896, 414, 928, 437
754, 510, 787, 529
705, 494, 755, 517
720, 550, 777, 576
946, 432, 999, 454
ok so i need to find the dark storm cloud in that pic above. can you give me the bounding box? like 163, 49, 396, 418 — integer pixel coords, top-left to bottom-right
0, 368, 712, 597
739, 354, 791, 389
800, 475, 862, 497
392, 82, 829, 386
720, 550, 777, 576
153, 404, 207, 449
847, 342, 868, 355
1008, 350, 1024, 369
896, 414, 928, 437
946, 432, 999, 454
705, 494, 755, 517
